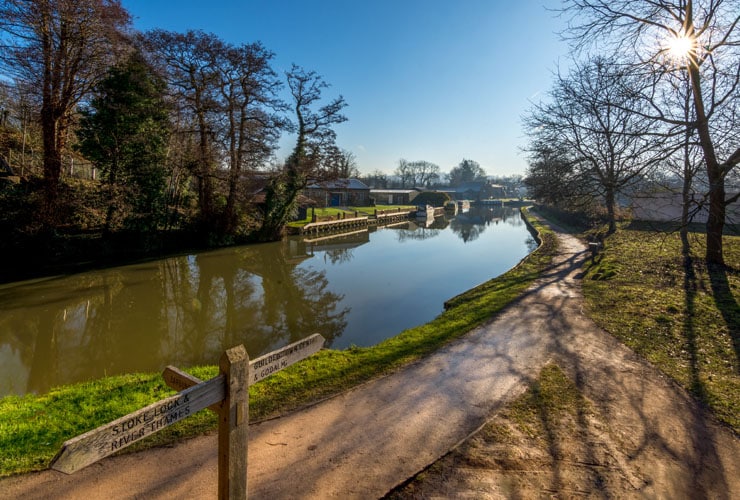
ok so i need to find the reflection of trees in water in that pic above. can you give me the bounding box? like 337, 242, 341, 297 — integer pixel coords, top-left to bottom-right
284, 267, 348, 348
0, 268, 170, 395
230, 240, 349, 354
450, 214, 485, 243
448, 206, 523, 243
1, 207, 528, 396
25, 308, 58, 394
498, 206, 524, 226
0, 291, 56, 394
323, 248, 354, 265
526, 235, 539, 253
0, 238, 350, 396
395, 226, 441, 242
162, 241, 349, 364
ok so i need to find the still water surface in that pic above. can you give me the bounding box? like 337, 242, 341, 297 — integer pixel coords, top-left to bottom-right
0, 207, 535, 397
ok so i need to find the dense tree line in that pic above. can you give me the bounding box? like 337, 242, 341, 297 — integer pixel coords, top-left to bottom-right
524, 0, 740, 265
0, 0, 350, 266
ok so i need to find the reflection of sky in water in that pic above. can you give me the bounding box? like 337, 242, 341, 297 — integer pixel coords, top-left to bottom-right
300, 215, 530, 349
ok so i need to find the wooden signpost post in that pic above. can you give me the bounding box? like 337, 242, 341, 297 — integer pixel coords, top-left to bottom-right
50, 333, 325, 499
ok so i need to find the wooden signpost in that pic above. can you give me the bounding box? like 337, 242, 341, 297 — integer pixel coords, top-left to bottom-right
50, 333, 325, 499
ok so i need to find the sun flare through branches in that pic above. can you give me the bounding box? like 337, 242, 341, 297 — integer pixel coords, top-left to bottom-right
664, 32, 697, 66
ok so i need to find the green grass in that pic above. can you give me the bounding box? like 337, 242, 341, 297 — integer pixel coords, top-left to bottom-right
581, 223, 740, 431
287, 207, 349, 226
288, 205, 416, 226
351, 205, 416, 214
0, 208, 557, 478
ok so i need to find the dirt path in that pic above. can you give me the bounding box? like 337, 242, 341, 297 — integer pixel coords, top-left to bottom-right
2, 227, 738, 499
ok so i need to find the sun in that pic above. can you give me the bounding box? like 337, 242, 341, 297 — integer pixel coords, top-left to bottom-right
665, 33, 696, 63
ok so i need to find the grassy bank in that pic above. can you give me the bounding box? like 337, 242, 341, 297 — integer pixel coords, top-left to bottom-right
0, 208, 557, 477
581, 222, 739, 431
288, 205, 416, 227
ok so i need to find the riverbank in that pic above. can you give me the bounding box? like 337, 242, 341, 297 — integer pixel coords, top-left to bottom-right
0, 202, 528, 284
0, 208, 557, 477
0, 228, 230, 284
0, 205, 419, 284
3, 216, 737, 498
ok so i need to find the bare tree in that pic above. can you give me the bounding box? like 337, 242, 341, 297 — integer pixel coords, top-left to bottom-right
525, 57, 667, 232
145, 31, 286, 234
360, 169, 388, 189
654, 70, 706, 256
4, 79, 42, 176
394, 159, 440, 187
215, 42, 283, 233
324, 146, 360, 178
561, 0, 740, 263
395, 158, 412, 188
409, 160, 441, 187
0, 0, 131, 217
524, 139, 595, 211
259, 65, 347, 240
143, 29, 224, 228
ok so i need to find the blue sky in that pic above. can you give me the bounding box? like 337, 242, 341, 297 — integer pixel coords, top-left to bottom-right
124, 0, 569, 176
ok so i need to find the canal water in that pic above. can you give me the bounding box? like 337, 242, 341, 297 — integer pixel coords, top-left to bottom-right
0, 206, 535, 397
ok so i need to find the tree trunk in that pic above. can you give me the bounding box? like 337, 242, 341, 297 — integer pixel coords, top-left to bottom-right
685, 12, 725, 266
605, 186, 617, 234
197, 129, 213, 226
688, 65, 725, 265
223, 122, 240, 234
680, 172, 691, 258
193, 82, 214, 228
40, 109, 63, 223
680, 85, 692, 258
705, 176, 725, 264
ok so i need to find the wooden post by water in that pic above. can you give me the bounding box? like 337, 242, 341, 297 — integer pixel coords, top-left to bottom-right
219, 345, 249, 499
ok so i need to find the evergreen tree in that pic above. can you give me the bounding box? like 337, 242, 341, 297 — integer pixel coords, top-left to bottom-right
78, 51, 171, 232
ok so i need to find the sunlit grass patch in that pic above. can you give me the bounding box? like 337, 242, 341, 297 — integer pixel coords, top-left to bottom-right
582, 226, 739, 431
288, 205, 416, 226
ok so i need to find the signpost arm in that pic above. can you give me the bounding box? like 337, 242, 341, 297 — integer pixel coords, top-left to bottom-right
51, 334, 325, 497
218, 345, 249, 500
163, 366, 220, 413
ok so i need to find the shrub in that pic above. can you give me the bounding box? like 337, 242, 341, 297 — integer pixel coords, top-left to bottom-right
413, 191, 451, 207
